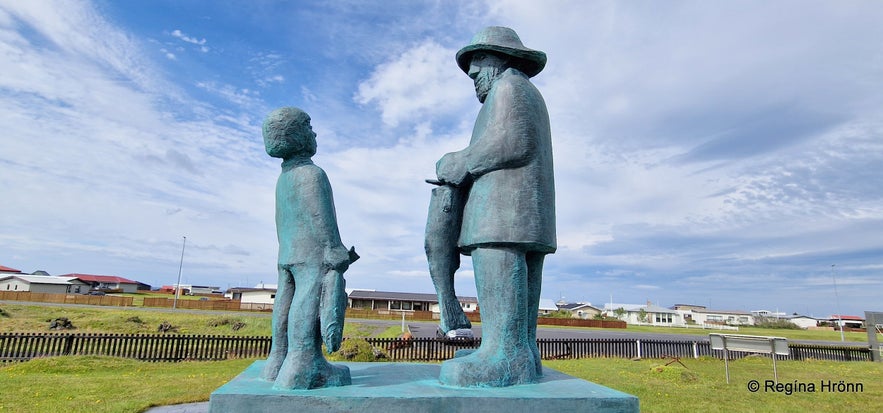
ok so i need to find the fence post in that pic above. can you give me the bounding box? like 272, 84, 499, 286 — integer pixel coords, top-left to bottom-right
693, 341, 699, 359
636, 339, 641, 359
63, 334, 75, 356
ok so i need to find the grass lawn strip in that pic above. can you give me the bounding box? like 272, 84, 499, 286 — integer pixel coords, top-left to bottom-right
1, 356, 879, 413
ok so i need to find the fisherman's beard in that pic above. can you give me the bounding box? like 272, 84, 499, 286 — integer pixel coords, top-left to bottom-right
474, 66, 501, 103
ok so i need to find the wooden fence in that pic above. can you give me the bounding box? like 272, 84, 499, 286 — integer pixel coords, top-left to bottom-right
0, 333, 871, 364
142, 297, 245, 311
537, 318, 627, 329
0, 333, 270, 362
0, 291, 133, 307
345, 309, 438, 321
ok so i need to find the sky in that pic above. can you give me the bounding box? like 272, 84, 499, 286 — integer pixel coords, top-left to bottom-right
1, 0, 882, 318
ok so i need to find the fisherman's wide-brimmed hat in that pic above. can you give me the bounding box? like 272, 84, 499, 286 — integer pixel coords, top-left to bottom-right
456, 26, 547, 77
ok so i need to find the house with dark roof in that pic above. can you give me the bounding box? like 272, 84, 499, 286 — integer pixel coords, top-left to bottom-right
347, 289, 478, 314
556, 302, 602, 319
61, 273, 142, 293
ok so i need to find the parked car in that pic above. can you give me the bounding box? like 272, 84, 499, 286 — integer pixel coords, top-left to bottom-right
436, 326, 475, 344
87, 291, 106, 296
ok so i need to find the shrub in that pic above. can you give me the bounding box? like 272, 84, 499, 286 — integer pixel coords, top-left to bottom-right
543, 310, 573, 319
754, 317, 801, 330
327, 338, 387, 362
207, 318, 233, 327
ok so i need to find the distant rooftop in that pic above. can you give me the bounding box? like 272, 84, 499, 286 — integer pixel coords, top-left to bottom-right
349, 289, 477, 303
60, 273, 139, 284
0, 275, 85, 285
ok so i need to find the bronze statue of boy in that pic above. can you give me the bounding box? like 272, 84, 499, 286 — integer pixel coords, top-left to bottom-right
260, 107, 357, 390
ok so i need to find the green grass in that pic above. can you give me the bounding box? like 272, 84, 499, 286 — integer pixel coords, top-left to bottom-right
1, 356, 880, 412
0, 304, 272, 336
545, 357, 883, 413
0, 356, 255, 413
0, 303, 403, 339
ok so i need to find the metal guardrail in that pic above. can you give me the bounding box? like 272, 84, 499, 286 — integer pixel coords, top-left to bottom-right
709, 333, 789, 383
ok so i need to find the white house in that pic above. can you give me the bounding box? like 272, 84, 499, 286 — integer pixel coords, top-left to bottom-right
604, 302, 681, 326
751, 309, 787, 318
0, 275, 91, 294
782, 315, 819, 329
189, 285, 222, 295
681, 309, 753, 326
538, 298, 559, 316
225, 287, 277, 304
828, 315, 864, 329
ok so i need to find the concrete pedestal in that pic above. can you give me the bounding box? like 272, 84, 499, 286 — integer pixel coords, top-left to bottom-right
209, 361, 638, 412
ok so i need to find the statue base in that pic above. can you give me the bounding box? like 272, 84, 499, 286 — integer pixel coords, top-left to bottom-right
209, 360, 638, 412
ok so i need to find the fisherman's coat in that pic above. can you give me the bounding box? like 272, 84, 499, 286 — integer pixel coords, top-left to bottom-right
454, 68, 556, 253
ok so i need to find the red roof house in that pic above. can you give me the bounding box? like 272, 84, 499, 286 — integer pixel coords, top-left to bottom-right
0, 265, 23, 273
61, 273, 141, 293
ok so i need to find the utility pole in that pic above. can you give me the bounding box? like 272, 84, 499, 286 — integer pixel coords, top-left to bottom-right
832, 264, 845, 342
173, 236, 186, 309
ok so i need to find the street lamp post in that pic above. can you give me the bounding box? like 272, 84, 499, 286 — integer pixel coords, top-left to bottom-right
174, 236, 186, 309
832, 264, 845, 342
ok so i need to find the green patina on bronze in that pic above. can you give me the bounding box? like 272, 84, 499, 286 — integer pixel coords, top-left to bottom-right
260, 107, 357, 390
429, 26, 556, 387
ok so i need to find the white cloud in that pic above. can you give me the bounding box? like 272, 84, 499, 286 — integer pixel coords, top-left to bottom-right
355, 40, 470, 127
2, 0, 882, 315
171, 29, 207, 48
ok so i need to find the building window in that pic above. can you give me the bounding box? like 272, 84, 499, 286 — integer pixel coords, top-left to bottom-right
390, 301, 402, 310
707, 315, 724, 322
270, 294, 276, 299
655, 313, 673, 323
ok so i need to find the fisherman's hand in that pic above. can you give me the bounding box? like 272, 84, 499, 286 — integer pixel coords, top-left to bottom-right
324, 245, 351, 273
436, 151, 468, 186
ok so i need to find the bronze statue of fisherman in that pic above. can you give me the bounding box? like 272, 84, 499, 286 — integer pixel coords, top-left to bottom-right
428, 26, 555, 387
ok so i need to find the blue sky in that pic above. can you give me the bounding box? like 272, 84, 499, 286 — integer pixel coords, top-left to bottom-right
2, 1, 882, 317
